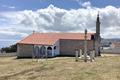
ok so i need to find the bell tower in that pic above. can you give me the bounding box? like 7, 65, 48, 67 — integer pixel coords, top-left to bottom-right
95, 12, 101, 56
96, 12, 100, 39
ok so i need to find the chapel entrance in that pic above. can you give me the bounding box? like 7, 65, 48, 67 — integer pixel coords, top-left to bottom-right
47, 46, 52, 57
34, 45, 46, 58
39, 46, 46, 58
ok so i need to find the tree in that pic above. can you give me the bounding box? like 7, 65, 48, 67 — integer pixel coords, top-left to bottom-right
1, 44, 17, 53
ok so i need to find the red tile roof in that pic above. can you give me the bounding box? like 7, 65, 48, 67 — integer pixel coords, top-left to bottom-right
18, 33, 95, 45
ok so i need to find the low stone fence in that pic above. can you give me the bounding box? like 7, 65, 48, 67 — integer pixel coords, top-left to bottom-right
101, 48, 120, 54
0, 52, 16, 57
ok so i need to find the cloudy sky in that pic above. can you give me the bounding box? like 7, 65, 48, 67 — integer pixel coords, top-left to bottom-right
0, 0, 120, 48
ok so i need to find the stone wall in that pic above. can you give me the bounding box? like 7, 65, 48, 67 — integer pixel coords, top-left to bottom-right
59, 39, 94, 56
17, 44, 34, 58
17, 40, 94, 57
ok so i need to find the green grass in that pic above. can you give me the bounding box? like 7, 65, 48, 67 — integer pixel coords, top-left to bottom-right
0, 56, 120, 80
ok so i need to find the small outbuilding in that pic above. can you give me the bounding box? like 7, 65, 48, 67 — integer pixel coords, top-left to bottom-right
17, 33, 95, 58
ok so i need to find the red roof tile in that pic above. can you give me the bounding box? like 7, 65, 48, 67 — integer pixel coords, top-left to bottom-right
18, 33, 95, 45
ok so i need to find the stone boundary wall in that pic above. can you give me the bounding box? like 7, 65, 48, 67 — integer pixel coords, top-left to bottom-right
101, 48, 120, 54
0, 52, 16, 57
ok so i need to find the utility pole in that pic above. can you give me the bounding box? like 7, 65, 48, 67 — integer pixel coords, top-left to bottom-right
84, 29, 87, 62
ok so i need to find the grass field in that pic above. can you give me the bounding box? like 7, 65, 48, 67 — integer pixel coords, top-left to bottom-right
0, 56, 120, 80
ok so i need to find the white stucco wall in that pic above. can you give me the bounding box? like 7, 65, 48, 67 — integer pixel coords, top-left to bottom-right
54, 40, 60, 56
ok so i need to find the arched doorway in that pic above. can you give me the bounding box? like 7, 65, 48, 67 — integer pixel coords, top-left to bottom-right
34, 46, 39, 58
47, 46, 52, 57
40, 46, 46, 58
54, 46, 56, 56
34, 45, 46, 58
54, 46, 56, 49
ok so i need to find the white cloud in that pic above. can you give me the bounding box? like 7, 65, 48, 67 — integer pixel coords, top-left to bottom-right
73, 0, 92, 8
2, 5, 15, 9
81, 1, 91, 8
0, 4, 120, 40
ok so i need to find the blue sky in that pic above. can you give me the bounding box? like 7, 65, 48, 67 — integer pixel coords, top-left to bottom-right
0, 0, 120, 11
0, 0, 120, 48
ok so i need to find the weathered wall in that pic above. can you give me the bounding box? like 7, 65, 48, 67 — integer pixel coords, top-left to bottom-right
17, 44, 34, 58
17, 40, 94, 57
59, 39, 94, 56
54, 40, 60, 56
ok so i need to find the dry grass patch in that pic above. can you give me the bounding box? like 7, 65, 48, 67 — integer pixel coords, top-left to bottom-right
0, 56, 120, 80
